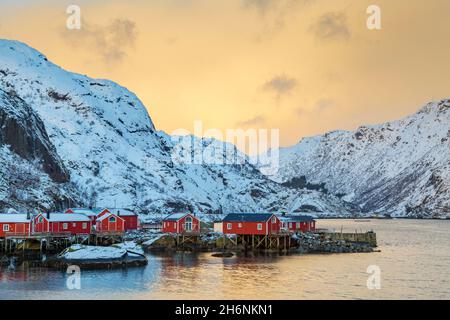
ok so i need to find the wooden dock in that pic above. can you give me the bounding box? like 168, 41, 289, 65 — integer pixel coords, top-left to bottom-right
0, 230, 125, 255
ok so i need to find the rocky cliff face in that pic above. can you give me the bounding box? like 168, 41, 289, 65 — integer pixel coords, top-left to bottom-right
264, 101, 450, 218
0, 88, 78, 211
0, 89, 69, 182
0, 39, 351, 216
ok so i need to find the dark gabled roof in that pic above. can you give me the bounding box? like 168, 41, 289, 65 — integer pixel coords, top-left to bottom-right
278, 215, 316, 222
222, 213, 274, 222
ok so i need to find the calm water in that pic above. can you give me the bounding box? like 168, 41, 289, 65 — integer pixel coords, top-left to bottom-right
1, 219, 449, 300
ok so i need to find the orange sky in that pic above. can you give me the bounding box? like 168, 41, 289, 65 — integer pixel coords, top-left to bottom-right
1, 0, 449, 149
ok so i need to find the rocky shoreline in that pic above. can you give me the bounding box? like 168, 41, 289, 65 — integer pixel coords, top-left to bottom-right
0, 231, 378, 270
133, 231, 378, 255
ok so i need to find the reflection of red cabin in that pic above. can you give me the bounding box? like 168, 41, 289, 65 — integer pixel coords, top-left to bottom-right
33, 213, 92, 235
95, 212, 125, 233
279, 215, 316, 233
0, 214, 31, 238
222, 213, 281, 235
162, 213, 200, 234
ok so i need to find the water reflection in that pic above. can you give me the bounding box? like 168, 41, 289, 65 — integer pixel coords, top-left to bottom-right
0, 219, 449, 300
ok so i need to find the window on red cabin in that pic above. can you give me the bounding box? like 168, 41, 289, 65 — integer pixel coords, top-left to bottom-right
3, 224, 9, 232
296, 222, 300, 228
227, 223, 232, 230
109, 217, 116, 223
82, 223, 87, 229
72, 223, 76, 227
289, 222, 293, 228
63, 223, 68, 230
238, 223, 242, 228
257, 223, 262, 230
38, 216, 43, 223
271, 216, 277, 223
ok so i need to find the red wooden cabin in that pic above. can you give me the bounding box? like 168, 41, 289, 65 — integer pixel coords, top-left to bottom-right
0, 214, 31, 238
162, 213, 200, 234
66, 208, 139, 231
279, 215, 316, 233
95, 212, 125, 233
222, 213, 281, 235
105, 208, 139, 231
33, 213, 92, 235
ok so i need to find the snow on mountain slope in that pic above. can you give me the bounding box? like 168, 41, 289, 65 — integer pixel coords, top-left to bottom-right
0, 39, 352, 216
265, 101, 450, 218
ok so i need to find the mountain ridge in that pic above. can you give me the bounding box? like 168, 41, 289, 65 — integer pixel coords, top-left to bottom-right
262, 99, 450, 218
0, 39, 351, 217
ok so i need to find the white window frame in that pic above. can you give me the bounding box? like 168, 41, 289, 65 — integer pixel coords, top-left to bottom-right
297, 222, 300, 228
82, 222, 87, 229
72, 222, 76, 227
257, 223, 262, 231
272, 216, 277, 223
62, 223, 68, 230
227, 223, 232, 230
3, 224, 10, 232
109, 217, 116, 223
238, 223, 242, 228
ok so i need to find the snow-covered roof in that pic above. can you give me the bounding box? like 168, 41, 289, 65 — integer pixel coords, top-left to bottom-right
40, 213, 91, 222
0, 214, 30, 223
163, 213, 192, 221
97, 212, 124, 222
66, 208, 107, 216
107, 208, 136, 216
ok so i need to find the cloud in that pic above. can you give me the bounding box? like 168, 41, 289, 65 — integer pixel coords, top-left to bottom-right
62, 18, 137, 64
310, 12, 350, 41
263, 74, 298, 100
242, 0, 275, 15
294, 99, 336, 117
242, 0, 314, 15
242, 0, 315, 34
236, 115, 266, 127
314, 99, 335, 111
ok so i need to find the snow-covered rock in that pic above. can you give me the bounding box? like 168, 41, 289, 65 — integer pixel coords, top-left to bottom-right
0, 39, 351, 216
262, 100, 450, 218
112, 241, 144, 255
60, 244, 128, 260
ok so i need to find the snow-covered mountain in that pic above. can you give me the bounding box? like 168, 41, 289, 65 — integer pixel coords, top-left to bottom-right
0, 39, 351, 216
264, 101, 450, 218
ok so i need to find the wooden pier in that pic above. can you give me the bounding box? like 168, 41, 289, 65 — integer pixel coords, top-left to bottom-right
233, 233, 292, 251
175, 231, 201, 247
0, 231, 124, 255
